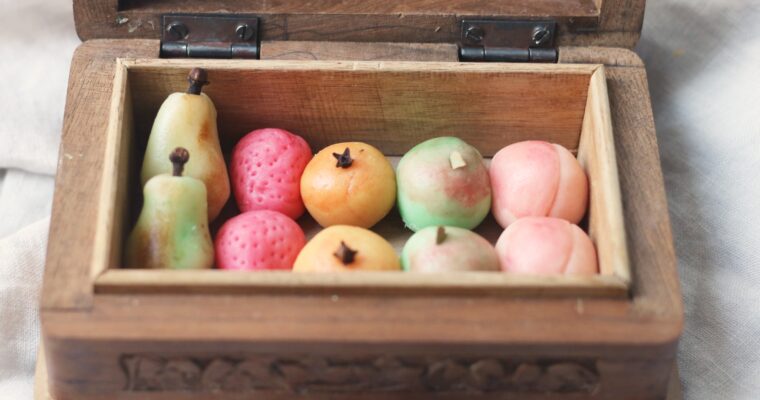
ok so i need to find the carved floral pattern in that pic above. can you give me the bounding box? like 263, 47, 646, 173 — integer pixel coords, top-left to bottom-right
121, 354, 599, 394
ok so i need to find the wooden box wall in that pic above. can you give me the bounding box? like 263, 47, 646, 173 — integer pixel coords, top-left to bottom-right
91, 58, 629, 298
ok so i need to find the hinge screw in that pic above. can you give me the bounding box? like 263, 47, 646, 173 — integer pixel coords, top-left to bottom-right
236, 24, 254, 41
464, 25, 485, 43
166, 22, 188, 40
532, 26, 551, 47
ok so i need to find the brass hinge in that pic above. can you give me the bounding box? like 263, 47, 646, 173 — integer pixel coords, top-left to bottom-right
459, 20, 557, 63
161, 14, 260, 59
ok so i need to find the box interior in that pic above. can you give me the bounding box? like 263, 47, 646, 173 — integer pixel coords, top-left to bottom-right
95, 59, 629, 297
127, 62, 592, 156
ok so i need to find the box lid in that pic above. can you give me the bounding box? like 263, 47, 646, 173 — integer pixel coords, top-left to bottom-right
73, 0, 645, 49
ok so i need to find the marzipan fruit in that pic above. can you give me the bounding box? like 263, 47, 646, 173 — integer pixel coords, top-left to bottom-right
126, 147, 214, 269
141, 68, 230, 221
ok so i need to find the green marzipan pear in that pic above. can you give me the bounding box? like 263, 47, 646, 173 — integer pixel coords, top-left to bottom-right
126, 147, 214, 269
141, 67, 230, 221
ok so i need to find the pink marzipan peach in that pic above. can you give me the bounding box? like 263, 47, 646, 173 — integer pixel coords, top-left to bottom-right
495, 217, 598, 275
489, 140, 588, 228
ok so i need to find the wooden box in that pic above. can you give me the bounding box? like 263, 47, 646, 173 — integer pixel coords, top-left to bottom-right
41, 1, 683, 399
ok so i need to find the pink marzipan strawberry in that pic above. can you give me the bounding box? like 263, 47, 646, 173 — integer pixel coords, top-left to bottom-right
215, 210, 306, 270
230, 128, 312, 219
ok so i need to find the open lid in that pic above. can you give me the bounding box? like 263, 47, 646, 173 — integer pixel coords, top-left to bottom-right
73, 0, 645, 49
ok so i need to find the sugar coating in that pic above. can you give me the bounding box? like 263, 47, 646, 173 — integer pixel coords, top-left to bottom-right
490, 141, 588, 228
141, 92, 230, 221
215, 210, 306, 271
126, 175, 213, 270
300, 142, 396, 228
231, 128, 312, 219
293, 225, 400, 272
495, 216, 598, 275
397, 137, 491, 231
401, 226, 500, 272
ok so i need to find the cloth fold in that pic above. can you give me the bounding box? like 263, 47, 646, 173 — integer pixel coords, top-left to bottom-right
0, 218, 50, 400
638, 1, 760, 398
0, 0, 79, 174
0, 170, 55, 239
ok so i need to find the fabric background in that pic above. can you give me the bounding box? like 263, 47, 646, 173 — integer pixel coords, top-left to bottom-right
0, 1, 757, 399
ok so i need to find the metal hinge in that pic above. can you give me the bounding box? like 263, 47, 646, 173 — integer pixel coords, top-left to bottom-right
161, 14, 260, 59
459, 20, 557, 63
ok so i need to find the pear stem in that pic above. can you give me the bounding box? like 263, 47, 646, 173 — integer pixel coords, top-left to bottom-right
186, 68, 209, 95
436, 226, 447, 245
169, 147, 190, 177
449, 151, 467, 170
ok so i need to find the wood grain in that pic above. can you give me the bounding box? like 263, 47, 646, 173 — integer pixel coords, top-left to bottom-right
34, 348, 49, 400
124, 58, 594, 155
577, 66, 630, 283
34, 344, 683, 400
118, 0, 601, 15
95, 269, 628, 297
559, 46, 645, 67
40, 40, 158, 311
91, 61, 133, 281
605, 65, 682, 309
262, 41, 459, 62
41, 39, 681, 400
72, 0, 645, 48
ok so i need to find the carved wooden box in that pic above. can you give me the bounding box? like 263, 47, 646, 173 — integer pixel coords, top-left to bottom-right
41, 1, 682, 399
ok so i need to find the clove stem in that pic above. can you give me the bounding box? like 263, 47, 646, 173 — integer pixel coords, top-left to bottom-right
332, 147, 354, 168
186, 68, 209, 95
334, 241, 358, 265
169, 147, 190, 177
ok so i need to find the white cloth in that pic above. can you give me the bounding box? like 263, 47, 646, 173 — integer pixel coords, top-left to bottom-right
0, 0, 78, 398
637, 1, 760, 398
0, 219, 49, 400
0, 1, 79, 175
0, 0, 758, 399
0, 170, 55, 239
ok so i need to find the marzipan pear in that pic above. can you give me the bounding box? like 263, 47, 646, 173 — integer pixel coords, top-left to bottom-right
141, 67, 230, 221
126, 147, 214, 269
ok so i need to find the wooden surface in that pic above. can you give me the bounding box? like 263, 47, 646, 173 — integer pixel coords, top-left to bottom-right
72, 0, 646, 48
40, 40, 160, 311
262, 41, 459, 62
95, 269, 629, 296
124, 59, 595, 154
560, 45, 645, 67
34, 348, 48, 400
577, 66, 630, 284
91, 61, 132, 281
41, 40, 681, 399
34, 345, 684, 400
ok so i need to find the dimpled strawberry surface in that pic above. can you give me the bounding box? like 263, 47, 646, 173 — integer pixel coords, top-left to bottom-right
231, 128, 312, 219
215, 210, 306, 270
